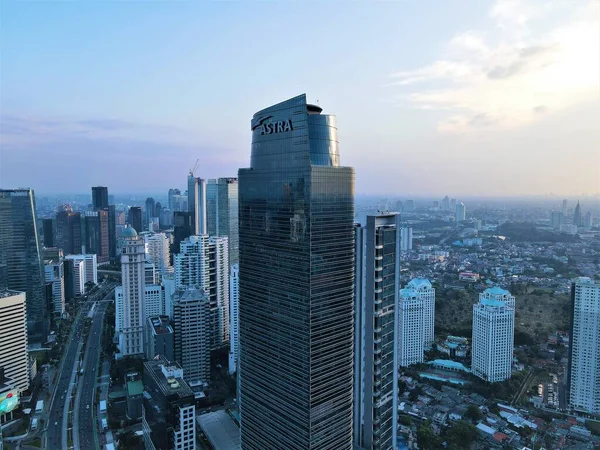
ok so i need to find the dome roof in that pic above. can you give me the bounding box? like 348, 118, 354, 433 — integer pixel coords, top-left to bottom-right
122, 226, 138, 237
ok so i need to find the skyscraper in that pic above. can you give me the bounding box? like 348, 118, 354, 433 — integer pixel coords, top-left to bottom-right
115, 227, 146, 357
129, 206, 143, 234
0, 189, 47, 342
398, 287, 425, 367
354, 214, 399, 450
172, 287, 211, 385
206, 178, 239, 264
187, 176, 207, 235
551, 211, 565, 230
0, 290, 30, 392
400, 227, 413, 252
92, 186, 109, 210
562, 198, 568, 214
142, 232, 172, 274
455, 201, 466, 223
84, 210, 109, 262
441, 196, 450, 211
108, 205, 117, 259
405, 279, 435, 349
573, 201, 583, 227
43, 248, 65, 317
584, 211, 593, 229
55, 205, 82, 255
174, 235, 229, 349
228, 264, 239, 376
567, 277, 600, 414
471, 287, 515, 382
145, 197, 156, 230
42, 218, 54, 247
239, 94, 355, 450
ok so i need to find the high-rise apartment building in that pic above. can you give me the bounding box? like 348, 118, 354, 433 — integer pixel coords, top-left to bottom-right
175, 235, 229, 349
55, 206, 82, 255
354, 214, 399, 450
455, 201, 466, 223
187, 176, 207, 235
584, 212, 593, 229
562, 199, 568, 214
107, 205, 117, 259
172, 287, 211, 385
0, 290, 30, 392
239, 94, 355, 450
206, 178, 239, 264
441, 196, 450, 211
115, 227, 146, 358
43, 249, 65, 317
142, 232, 172, 274
406, 279, 435, 349
142, 356, 196, 450
471, 287, 515, 382
398, 287, 425, 367
129, 207, 143, 234
400, 227, 413, 252
92, 186, 109, 210
567, 277, 600, 414
228, 264, 239, 375
0, 189, 47, 342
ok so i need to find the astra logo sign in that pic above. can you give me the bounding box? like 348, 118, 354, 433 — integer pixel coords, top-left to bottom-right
251, 115, 293, 135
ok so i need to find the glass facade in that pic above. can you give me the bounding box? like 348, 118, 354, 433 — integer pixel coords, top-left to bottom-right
0, 189, 47, 342
207, 178, 239, 264
239, 94, 355, 450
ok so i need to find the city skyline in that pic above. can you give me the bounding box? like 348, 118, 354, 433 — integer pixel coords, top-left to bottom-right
1, 0, 598, 196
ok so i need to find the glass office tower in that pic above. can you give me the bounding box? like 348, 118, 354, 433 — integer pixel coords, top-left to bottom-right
239, 94, 355, 450
0, 189, 47, 342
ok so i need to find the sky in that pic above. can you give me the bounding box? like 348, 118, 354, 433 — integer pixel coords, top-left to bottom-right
1, 0, 598, 197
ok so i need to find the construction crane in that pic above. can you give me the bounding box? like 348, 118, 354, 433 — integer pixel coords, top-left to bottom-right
189, 158, 199, 177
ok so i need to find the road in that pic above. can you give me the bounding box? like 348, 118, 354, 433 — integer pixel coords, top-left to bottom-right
44, 281, 117, 450
75, 297, 110, 450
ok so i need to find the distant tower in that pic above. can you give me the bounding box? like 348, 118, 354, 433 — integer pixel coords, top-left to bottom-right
187, 176, 207, 235
405, 278, 435, 349
116, 227, 146, 357
143, 232, 172, 274
562, 199, 568, 214
471, 287, 515, 382
573, 201, 583, 227
441, 196, 450, 211
568, 277, 600, 414
398, 287, 425, 367
144, 198, 156, 230
400, 227, 413, 252
91, 186, 109, 210
455, 201, 466, 223
128, 207, 143, 234
206, 178, 239, 264
55, 205, 82, 255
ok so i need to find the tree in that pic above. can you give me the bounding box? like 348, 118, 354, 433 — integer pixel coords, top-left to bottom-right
444, 421, 478, 449
464, 404, 483, 423
417, 424, 443, 450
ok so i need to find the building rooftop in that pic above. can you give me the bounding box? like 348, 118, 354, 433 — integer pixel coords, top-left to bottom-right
144, 356, 194, 400
148, 315, 173, 336
197, 410, 241, 450
0, 289, 23, 299
122, 225, 138, 237
484, 286, 511, 296
127, 380, 144, 397
428, 359, 471, 373
408, 278, 432, 290
480, 298, 507, 307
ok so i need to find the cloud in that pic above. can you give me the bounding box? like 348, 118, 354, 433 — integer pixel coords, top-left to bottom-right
390, 0, 599, 133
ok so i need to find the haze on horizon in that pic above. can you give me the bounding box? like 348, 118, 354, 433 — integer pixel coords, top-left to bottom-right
1, 0, 598, 197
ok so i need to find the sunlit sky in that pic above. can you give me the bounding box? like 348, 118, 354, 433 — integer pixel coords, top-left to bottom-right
1, 0, 598, 196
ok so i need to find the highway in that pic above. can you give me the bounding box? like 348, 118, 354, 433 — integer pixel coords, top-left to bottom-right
44, 281, 117, 450
76, 296, 110, 450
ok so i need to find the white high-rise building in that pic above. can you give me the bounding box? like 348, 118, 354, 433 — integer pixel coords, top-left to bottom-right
115, 228, 146, 358
398, 287, 424, 367
354, 214, 400, 450
172, 287, 211, 385
64, 254, 97, 286
568, 277, 600, 414
400, 227, 413, 252
142, 232, 172, 274
228, 264, 240, 375
471, 287, 515, 382
405, 278, 435, 349
455, 202, 466, 223
44, 257, 65, 317
0, 290, 30, 392
175, 235, 229, 349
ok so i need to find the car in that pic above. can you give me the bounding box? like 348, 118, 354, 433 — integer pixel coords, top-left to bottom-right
55, 422, 58, 426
